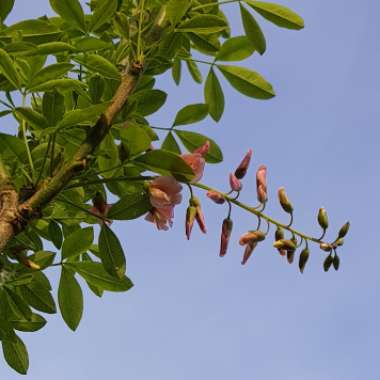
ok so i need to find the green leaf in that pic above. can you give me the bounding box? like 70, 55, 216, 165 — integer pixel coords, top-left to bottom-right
204, 68, 225, 122
166, 0, 190, 26
98, 132, 119, 177
23, 42, 74, 56
14, 107, 49, 130
175, 130, 223, 164
99, 224, 126, 278
28, 251, 56, 270
172, 58, 182, 85
3, 288, 32, 321
62, 227, 94, 259
240, 4, 266, 55
135, 150, 195, 182
28, 78, 87, 96
48, 220, 63, 249
218, 65, 275, 99
12, 313, 47, 332
65, 262, 133, 292
0, 48, 21, 88
177, 15, 228, 34
0, 0, 14, 22
186, 60, 202, 83
74, 37, 112, 52
49, 0, 86, 32
108, 192, 151, 221
27, 63, 73, 89
20, 283, 56, 314
2, 334, 29, 375
120, 125, 152, 157
58, 267, 83, 331
130, 89, 167, 116
89, 0, 118, 32
162, 132, 181, 154
57, 103, 109, 129
173, 103, 209, 126
245, 1, 304, 30
0, 132, 27, 163
74, 54, 120, 80
215, 36, 255, 61
42, 91, 65, 126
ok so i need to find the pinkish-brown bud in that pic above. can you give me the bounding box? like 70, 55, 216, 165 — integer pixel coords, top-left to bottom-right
190, 196, 207, 234
206, 190, 225, 205
220, 218, 233, 257
235, 149, 253, 179
229, 173, 242, 192
241, 241, 257, 265
256, 165, 268, 203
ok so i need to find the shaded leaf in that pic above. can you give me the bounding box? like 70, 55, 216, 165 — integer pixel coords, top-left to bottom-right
62, 227, 94, 259
89, 0, 118, 32
162, 132, 181, 154
0, 48, 21, 88
108, 192, 151, 220
74, 54, 120, 80
58, 267, 83, 331
2, 334, 29, 375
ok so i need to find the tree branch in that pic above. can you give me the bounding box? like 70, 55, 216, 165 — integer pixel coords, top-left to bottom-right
0, 64, 143, 251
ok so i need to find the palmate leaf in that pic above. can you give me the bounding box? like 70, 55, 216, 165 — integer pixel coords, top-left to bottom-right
61, 227, 94, 259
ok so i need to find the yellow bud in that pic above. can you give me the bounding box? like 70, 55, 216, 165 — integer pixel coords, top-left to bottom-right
318, 208, 329, 230
278, 187, 293, 214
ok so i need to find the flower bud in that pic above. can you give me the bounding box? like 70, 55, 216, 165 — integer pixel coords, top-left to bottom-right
318, 208, 329, 230
229, 173, 242, 192
190, 196, 206, 234
234, 149, 253, 179
278, 187, 293, 214
319, 243, 332, 252
240, 230, 265, 245
206, 190, 225, 205
298, 248, 310, 274
93, 192, 107, 215
338, 222, 350, 238
220, 218, 233, 257
287, 250, 295, 264
334, 238, 344, 247
256, 165, 268, 203
333, 254, 340, 271
275, 227, 284, 241
185, 206, 196, 240
323, 254, 333, 272
241, 241, 258, 265
273, 239, 296, 251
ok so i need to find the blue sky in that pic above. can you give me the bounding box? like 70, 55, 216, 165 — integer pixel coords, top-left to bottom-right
1, 1, 380, 378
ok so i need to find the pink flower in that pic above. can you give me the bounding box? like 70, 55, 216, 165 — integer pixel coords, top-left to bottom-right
181, 141, 210, 183
220, 218, 233, 257
206, 190, 225, 205
235, 149, 253, 179
149, 176, 182, 208
256, 164, 268, 203
146, 176, 182, 230
229, 173, 242, 192
145, 207, 174, 231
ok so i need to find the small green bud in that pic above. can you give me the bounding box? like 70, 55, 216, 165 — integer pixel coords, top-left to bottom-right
338, 222, 350, 239
333, 254, 340, 271
334, 238, 344, 247
320, 243, 332, 252
299, 248, 310, 274
287, 250, 295, 264
318, 208, 329, 230
278, 187, 293, 214
273, 239, 296, 251
275, 227, 284, 241
323, 254, 333, 272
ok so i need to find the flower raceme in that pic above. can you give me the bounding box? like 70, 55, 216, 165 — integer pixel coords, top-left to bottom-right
145, 176, 183, 230
181, 141, 210, 183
